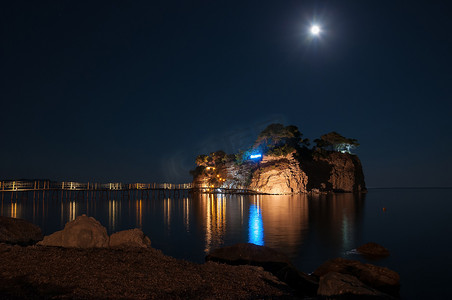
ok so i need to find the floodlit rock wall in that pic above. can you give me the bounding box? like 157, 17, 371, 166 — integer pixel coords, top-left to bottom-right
248, 153, 308, 194
193, 151, 365, 194
193, 153, 308, 194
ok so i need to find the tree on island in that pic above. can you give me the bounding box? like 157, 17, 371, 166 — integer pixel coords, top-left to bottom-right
314, 132, 359, 154
231, 124, 310, 164
191, 151, 232, 187
195, 151, 233, 167
251, 123, 309, 155
253, 124, 302, 149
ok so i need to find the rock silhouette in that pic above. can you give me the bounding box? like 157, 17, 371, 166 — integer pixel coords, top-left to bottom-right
0, 216, 43, 245
109, 228, 151, 248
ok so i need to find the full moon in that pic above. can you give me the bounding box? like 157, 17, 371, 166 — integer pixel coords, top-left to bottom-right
310, 25, 320, 36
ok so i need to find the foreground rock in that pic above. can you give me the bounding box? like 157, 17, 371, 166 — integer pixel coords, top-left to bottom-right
0, 244, 295, 299
206, 243, 318, 296
313, 257, 400, 296
38, 215, 109, 248
357, 242, 390, 258
0, 216, 42, 245
109, 228, 151, 248
318, 272, 395, 299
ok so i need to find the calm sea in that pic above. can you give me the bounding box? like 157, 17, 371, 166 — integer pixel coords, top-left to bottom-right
1, 188, 451, 298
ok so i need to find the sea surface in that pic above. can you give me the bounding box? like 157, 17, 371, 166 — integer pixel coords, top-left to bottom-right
1, 188, 451, 298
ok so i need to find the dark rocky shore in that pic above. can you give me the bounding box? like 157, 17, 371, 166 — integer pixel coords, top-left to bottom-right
0, 244, 295, 299
0, 215, 294, 299
1, 215, 400, 299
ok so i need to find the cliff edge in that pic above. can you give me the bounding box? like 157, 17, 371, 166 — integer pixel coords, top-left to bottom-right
301, 151, 366, 193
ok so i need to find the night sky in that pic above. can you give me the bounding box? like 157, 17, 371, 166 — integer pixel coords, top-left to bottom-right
1, 1, 451, 187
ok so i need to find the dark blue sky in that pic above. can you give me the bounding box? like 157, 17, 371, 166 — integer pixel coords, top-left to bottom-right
1, 0, 451, 187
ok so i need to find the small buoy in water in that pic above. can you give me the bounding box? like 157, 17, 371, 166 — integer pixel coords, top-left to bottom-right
383, 207, 387, 212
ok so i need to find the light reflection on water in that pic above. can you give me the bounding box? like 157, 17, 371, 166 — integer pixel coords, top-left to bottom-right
0, 191, 374, 288
3, 189, 452, 298
0, 191, 362, 260
203, 194, 227, 253
248, 197, 264, 246
108, 199, 120, 232
0, 190, 364, 275
183, 197, 189, 232
136, 199, 142, 228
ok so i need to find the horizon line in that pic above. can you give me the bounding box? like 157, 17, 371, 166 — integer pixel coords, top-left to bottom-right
367, 186, 452, 189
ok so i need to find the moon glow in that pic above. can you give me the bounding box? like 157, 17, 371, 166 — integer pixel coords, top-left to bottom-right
310, 25, 320, 36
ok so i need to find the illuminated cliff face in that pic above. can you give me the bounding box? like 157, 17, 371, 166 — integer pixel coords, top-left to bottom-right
249, 153, 308, 194
193, 152, 309, 194
192, 148, 366, 194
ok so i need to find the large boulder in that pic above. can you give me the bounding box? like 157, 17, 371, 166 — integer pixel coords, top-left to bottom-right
0, 216, 43, 245
318, 272, 394, 299
313, 258, 400, 296
357, 242, 390, 258
109, 228, 151, 248
206, 243, 318, 296
38, 215, 109, 248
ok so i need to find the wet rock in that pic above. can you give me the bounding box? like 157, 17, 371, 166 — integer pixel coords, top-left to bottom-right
38, 215, 109, 248
313, 258, 400, 296
357, 242, 390, 258
109, 228, 151, 248
318, 272, 394, 299
206, 243, 318, 296
0, 216, 43, 245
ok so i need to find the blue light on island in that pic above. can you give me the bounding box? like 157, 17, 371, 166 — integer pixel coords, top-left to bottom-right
248, 203, 264, 246
249, 154, 262, 159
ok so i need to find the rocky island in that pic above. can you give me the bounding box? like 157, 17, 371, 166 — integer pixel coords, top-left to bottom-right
192, 124, 366, 194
